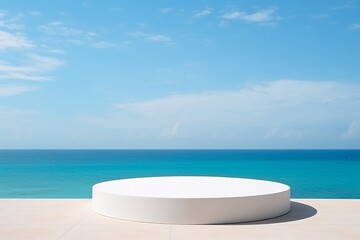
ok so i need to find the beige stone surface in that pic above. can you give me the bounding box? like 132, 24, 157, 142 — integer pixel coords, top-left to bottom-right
61, 223, 171, 240
0, 224, 73, 240
0, 199, 358, 240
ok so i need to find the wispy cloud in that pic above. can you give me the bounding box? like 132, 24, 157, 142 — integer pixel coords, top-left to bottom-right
39, 21, 95, 37
0, 30, 33, 49
91, 41, 120, 48
0, 85, 38, 96
29, 11, 41, 17
162, 121, 183, 138
46, 49, 66, 54
159, 7, 184, 16
39, 21, 117, 48
117, 80, 354, 116
0, 11, 64, 97
146, 34, 171, 42
115, 80, 360, 147
0, 10, 24, 30
348, 23, 360, 31
342, 120, 360, 138
0, 55, 63, 81
222, 8, 278, 24
194, 8, 212, 18
160, 8, 173, 14
128, 31, 172, 43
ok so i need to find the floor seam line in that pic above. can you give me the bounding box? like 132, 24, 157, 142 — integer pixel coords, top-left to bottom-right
168, 225, 173, 240
56, 215, 86, 240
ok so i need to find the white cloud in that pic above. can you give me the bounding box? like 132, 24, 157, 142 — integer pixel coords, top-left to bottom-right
159, 7, 184, 16
163, 121, 183, 138
115, 80, 360, 147
0, 85, 38, 96
0, 11, 64, 99
0, 11, 24, 30
194, 9, 212, 18
128, 31, 172, 43
29, 11, 41, 17
0, 10, 30, 50
46, 49, 66, 54
39, 21, 95, 37
39, 21, 116, 48
146, 34, 171, 42
222, 11, 243, 20
91, 41, 119, 48
342, 121, 360, 138
222, 8, 277, 23
160, 8, 173, 14
0, 54, 63, 81
348, 23, 360, 31
117, 80, 357, 116
0, 30, 33, 49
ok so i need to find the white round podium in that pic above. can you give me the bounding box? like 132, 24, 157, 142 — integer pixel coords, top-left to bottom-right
92, 176, 290, 224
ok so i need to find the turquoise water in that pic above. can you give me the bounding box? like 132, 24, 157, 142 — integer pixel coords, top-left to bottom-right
0, 150, 359, 199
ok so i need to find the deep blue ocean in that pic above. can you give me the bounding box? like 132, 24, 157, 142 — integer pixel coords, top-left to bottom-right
0, 150, 359, 199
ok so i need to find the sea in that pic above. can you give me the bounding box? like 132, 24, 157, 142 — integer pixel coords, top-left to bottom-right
0, 150, 359, 199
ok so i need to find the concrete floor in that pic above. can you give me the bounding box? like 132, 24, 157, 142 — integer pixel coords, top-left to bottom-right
0, 199, 359, 240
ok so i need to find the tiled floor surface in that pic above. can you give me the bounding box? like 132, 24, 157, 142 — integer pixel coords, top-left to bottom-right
0, 199, 359, 239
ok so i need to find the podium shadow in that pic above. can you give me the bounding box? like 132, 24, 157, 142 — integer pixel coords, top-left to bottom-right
227, 201, 317, 225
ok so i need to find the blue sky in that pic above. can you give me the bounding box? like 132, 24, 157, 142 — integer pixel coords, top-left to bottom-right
0, 0, 359, 149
